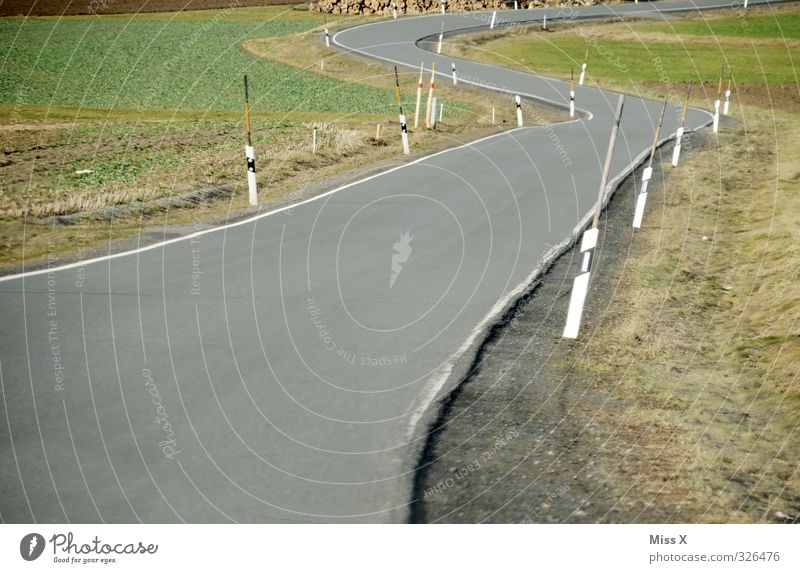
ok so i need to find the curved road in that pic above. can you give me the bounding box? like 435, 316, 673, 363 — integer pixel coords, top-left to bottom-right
0, 0, 772, 523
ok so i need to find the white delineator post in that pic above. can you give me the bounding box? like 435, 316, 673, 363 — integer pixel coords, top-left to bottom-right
451, 62, 458, 85
441, 0, 446, 14
243, 75, 258, 206
563, 94, 625, 339
490, 11, 497, 29
713, 65, 723, 133
312, 126, 317, 154
439, 101, 444, 122
633, 98, 668, 229
425, 63, 436, 128
578, 48, 588, 86
514, 0, 518, 9
543, 14, 547, 30
414, 62, 424, 129
671, 82, 692, 167
491, 106, 495, 124
324, 28, 330, 48
723, 76, 732, 115
515, 95, 523, 127
569, 69, 575, 118
437, 23, 444, 54
392, 1, 397, 18
394, 67, 410, 155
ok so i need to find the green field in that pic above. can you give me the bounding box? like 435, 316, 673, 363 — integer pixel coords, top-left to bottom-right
456, 5, 799, 89
0, 6, 397, 113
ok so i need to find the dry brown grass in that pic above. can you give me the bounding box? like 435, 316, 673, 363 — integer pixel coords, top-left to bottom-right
578, 103, 800, 522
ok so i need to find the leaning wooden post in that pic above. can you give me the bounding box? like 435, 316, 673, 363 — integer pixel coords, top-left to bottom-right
632, 98, 668, 228
563, 94, 625, 339
671, 82, 692, 167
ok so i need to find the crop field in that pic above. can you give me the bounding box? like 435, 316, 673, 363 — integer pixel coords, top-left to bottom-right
0, 4, 513, 267
0, 7, 395, 113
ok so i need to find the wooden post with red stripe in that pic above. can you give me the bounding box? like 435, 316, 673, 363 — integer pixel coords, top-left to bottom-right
425, 63, 436, 128
414, 62, 424, 129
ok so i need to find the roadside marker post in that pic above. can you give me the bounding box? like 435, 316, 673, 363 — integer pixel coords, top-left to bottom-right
515, 95, 523, 127
569, 68, 575, 118
324, 28, 330, 48
394, 67, 411, 155
723, 72, 732, 115
376, 123, 381, 140
492, 106, 495, 124
713, 64, 723, 133
437, 23, 444, 54
431, 97, 439, 129
243, 75, 258, 206
414, 62, 424, 128
441, 0, 446, 14
514, 0, 518, 9
392, 1, 397, 18
543, 14, 547, 30
439, 101, 444, 122
425, 63, 436, 128
490, 11, 497, 29
563, 94, 625, 339
312, 126, 317, 154
633, 98, 668, 229
671, 82, 692, 167
578, 48, 588, 86
451, 62, 458, 85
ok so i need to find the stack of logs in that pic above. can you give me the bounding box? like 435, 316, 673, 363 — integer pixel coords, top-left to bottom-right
312, 0, 606, 16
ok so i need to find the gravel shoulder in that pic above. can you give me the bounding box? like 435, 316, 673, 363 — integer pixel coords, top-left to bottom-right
413, 135, 696, 524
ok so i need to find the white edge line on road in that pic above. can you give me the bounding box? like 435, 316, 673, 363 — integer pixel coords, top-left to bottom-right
0, 125, 529, 284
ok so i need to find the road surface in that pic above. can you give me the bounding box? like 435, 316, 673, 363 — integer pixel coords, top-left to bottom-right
0, 0, 769, 523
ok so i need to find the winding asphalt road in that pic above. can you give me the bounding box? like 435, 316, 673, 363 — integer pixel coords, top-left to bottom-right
0, 0, 772, 523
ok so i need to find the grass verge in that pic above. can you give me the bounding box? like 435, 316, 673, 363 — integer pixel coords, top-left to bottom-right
451, 4, 800, 521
